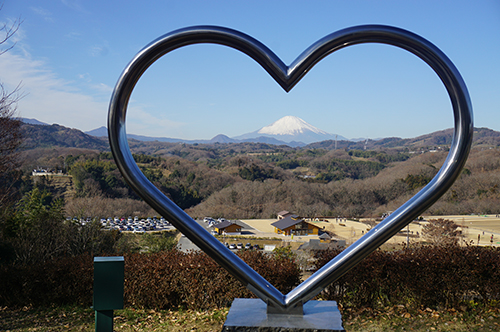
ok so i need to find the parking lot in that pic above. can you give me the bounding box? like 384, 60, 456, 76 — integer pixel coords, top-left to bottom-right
75, 216, 176, 233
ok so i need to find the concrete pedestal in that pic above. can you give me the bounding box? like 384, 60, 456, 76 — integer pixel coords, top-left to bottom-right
222, 298, 344, 332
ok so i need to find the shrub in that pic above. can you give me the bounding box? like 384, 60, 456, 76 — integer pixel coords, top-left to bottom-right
0, 250, 301, 310
2, 245, 499, 312
315, 245, 500, 311
124, 250, 301, 310
0, 254, 93, 307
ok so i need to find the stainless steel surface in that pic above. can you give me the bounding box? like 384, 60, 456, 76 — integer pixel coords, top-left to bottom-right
108, 25, 473, 313
223, 299, 344, 331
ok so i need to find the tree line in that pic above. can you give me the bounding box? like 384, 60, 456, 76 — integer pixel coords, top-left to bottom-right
4, 142, 500, 223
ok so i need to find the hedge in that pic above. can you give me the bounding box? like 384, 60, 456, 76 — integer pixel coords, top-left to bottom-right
0, 250, 300, 310
1, 245, 499, 311
315, 245, 500, 310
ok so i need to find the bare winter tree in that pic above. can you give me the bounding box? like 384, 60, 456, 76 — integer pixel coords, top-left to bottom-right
422, 218, 461, 246
0, 84, 22, 173
0, 14, 23, 204
0, 15, 22, 220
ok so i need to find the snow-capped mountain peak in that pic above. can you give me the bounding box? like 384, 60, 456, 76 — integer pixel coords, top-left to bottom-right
257, 115, 328, 136
233, 115, 347, 144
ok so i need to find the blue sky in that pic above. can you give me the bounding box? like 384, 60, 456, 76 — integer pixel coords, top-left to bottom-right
1, 1, 499, 140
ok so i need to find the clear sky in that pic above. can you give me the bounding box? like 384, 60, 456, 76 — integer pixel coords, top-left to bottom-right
1, 1, 499, 140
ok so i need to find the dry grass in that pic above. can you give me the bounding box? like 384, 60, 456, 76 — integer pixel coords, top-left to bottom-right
0, 306, 228, 332
1, 305, 499, 332
344, 306, 500, 332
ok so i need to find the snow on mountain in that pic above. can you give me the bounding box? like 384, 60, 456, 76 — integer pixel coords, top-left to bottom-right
257, 116, 329, 136
234, 116, 347, 144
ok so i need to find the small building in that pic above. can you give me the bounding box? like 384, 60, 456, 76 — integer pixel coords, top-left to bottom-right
32, 168, 65, 177
318, 232, 332, 242
277, 210, 295, 220
298, 239, 327, 250
298, 238, 346, 250
271, 215, 321, 236
214, 220, 241, 235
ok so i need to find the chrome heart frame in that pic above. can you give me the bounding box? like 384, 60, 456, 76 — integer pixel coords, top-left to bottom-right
108, 25, 473, 314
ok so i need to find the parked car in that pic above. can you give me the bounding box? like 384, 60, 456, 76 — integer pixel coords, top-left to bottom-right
229, 244, 236, 250
236, 243, 243, 250
245, 243, 251, 250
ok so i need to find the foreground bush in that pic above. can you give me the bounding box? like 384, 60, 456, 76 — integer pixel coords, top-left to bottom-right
124, 249, 301, 310
0, 254, 93, 307
2, 245, 499, 312
315, 245, 500, 311
0, 250, 301, 310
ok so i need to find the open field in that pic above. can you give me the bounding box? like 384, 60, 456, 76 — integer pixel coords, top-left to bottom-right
1, 305, 499, 332
240, 215, 500, 247
436, 214, 500, 233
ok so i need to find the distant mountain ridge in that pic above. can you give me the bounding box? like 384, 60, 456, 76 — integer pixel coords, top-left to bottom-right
19, 118, 500, 151
21, 118, 49, 126
85, 116, 344, 147
85, 126, 107, 137
84, 126, 306, 147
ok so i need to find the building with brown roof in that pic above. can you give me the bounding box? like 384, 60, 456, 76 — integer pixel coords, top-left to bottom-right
214, 220, 242, 235
271, 215, 321, 236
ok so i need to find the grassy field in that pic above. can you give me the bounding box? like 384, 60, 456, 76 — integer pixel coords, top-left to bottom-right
241, 215, 500, 248
1, 305, 499, 331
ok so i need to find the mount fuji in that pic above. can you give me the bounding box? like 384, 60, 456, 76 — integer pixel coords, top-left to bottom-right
234, 116, 347, 144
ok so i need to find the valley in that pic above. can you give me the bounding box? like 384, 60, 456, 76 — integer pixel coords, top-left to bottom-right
13, 120, 500, 224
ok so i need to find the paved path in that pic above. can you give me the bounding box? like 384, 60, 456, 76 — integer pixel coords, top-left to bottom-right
177, 234, 201, 252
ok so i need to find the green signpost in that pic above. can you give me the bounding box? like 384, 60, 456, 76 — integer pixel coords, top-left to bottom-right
93, 257, 124, 332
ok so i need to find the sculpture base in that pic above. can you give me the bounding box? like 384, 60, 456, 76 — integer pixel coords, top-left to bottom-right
221, 298, 344, 332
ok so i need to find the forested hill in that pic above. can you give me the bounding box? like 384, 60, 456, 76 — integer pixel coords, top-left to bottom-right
20, 123, 109, 150
306, 128, 500, 150
14, 122, 500, 219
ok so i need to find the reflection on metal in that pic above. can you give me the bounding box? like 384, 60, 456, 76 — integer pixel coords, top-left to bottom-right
108, 25, 473, 314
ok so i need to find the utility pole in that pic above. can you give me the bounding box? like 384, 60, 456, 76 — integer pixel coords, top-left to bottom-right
407, 224, 410, 247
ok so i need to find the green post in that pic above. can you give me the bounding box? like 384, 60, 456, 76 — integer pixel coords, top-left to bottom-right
95, 310, 114, 331
93, 257, 124, 332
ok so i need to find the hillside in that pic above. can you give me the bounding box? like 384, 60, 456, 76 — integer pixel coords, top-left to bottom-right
14, 122, 500, 220
20, 123, 109, 150
307, 127, 500, 151
20, 122, 500, 154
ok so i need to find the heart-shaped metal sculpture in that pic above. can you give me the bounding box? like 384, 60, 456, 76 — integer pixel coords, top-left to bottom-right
108, 25, 473, 314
